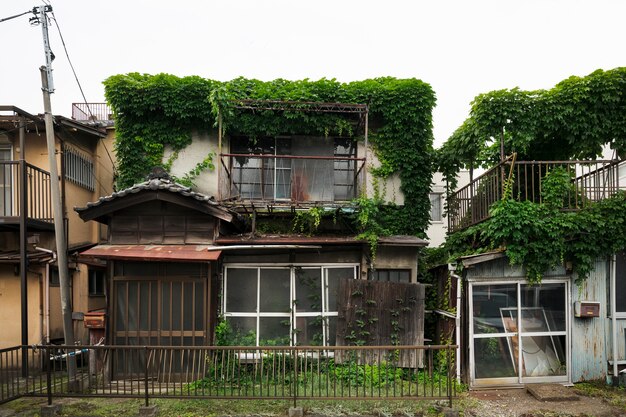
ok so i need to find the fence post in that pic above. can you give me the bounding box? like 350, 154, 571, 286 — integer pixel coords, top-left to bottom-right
447, 345, 452, 408
144, 346, 149, 408
293, 346, 298, 409
45, 345, 52, 406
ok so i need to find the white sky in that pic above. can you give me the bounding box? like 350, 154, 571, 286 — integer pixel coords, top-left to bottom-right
1, 0, 624, 147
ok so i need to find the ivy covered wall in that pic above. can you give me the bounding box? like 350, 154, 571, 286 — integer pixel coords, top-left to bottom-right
104, 74, 436, 237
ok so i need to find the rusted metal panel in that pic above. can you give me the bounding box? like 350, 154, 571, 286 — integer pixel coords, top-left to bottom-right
571, 258, 608, 382
80, 244, 222, 262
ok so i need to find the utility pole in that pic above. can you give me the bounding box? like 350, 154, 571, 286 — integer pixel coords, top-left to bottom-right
33, 4, 77, 383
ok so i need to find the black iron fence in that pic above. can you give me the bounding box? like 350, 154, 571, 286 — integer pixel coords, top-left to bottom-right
0, 344, 458, 407
448, 158, 624, 232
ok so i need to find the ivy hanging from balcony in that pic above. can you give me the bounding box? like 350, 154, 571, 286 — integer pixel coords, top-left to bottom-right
104, 74, 436, 237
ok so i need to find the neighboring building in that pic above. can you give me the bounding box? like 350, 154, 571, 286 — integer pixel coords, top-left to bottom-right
427, 170, 470, 247
0, 105, 115, 348
439, 157, 626, 388
75, 100, 428, 368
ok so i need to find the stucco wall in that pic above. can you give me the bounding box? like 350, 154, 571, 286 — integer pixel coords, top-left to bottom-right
0, 267, 43, 348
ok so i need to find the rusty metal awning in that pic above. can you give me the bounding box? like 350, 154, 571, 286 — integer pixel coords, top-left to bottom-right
79, 245, 222, 262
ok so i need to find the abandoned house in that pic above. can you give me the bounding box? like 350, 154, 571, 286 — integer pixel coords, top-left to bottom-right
75, 78, 434, 360
435, 157, 626, 388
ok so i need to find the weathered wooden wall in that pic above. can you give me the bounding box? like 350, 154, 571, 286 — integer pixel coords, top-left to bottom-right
335, 279, 425, 367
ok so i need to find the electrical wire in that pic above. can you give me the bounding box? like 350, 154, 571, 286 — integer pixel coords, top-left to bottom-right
46, 3, 117, 176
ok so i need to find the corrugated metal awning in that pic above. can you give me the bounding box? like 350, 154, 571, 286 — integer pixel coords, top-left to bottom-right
79, 245, 222, 262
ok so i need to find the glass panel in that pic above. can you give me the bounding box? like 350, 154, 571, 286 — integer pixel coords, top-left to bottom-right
161, 282, 171, 330
226, 268, 257, 312
472, 284, 517, 334
521, 335, 566, 377
226, 317, 257, 346
127, 282, 138, 331
295, 316, 324, 346
327, 316, 337, 346
474, 337, 517, 378
195, 282, 204, 331
326, 267, 353, 312
183, 282, 193, 330
291, 137, 334, 202
259, 317, 290, 346
520, 283, 566, 332
139, 282, 149, 331
151, 282, 158, 330
115, 282, 126, 331
172, 282, 181, 331
296, 268, 322, 312
259, 268, 290, 312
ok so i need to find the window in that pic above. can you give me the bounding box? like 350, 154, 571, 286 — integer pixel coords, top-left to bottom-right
369, 269, 411, 283
89, 269, 106, 296
49, 267, 60, 287
223, 264, 357, 346
64, 145, 94, 191
229, 136, 357, 202
430, 193, 443, 222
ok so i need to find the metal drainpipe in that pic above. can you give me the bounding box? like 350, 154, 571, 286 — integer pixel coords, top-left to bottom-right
34, 247, 57, 344
449, 264, 462, 382
611, 255, 618, 384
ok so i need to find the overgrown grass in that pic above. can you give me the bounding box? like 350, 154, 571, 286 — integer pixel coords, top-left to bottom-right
0, 397, 458, 417
573, 380, 626, 411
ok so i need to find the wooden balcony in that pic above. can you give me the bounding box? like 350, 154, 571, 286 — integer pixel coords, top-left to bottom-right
447, 157, 624, 232
0, 161, 53, 230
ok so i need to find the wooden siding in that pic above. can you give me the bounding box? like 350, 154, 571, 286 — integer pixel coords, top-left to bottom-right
109, 201, 216, 245
336, 279, 425, 367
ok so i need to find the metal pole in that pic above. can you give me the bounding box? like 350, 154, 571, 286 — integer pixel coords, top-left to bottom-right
46, 344, 52, 406
144, 346, 149, 407
19, 118, 28, 378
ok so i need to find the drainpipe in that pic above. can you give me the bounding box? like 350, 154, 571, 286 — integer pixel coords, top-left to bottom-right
611, 255, 618, 384
449, 264, 462, 382
35, 247, 56, 344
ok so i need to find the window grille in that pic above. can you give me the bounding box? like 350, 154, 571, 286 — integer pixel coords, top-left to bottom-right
64, 146, 94, 191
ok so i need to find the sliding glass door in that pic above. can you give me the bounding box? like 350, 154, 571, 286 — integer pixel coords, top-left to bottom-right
470, 280, 568, 386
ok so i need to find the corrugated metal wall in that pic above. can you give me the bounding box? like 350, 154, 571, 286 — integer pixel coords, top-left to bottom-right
465, 256, 620, 384
571, 259, 608, 382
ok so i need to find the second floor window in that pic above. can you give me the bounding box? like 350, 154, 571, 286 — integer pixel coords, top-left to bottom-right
229, 136, 357, 203
430, 193, 443, 222
64, 146, 94, 191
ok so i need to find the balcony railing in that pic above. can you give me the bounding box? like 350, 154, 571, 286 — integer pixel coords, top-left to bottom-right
71, 103, 113, 122
219, 154, 366, 205
447, 158, 624, 232
0, 161, 52, 224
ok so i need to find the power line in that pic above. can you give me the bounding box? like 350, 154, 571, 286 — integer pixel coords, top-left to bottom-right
46, 4, 117, 175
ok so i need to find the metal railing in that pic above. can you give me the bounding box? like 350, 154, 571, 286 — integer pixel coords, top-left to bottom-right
71, 103, 113, 122
1, 344, 458, 407
0, 162, 52, 222
448, 158, 624, 232
219, 154, 366, 205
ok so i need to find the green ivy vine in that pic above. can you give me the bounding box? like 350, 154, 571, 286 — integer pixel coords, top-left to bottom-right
104, 73, 436, 239
444, 168, 626, 285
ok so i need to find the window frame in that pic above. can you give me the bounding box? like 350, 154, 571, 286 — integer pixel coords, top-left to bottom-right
223, 263, 358, 346
368, 269, 412, 283
88, 268, 106, 297
429, 192, 443, 223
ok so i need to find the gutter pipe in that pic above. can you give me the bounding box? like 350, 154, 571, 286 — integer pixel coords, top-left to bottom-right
35, 247, 56, 344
